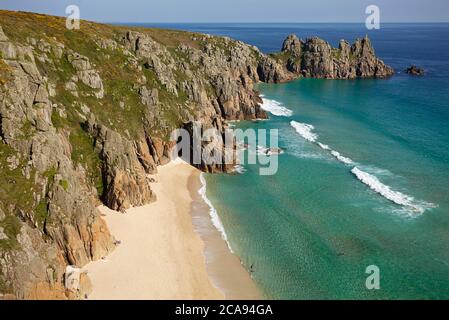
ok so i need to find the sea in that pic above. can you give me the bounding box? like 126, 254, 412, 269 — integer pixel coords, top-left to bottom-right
126, 23, 449, 299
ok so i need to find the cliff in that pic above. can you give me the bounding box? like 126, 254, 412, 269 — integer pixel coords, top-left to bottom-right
0, 10, 393, 299
262, 34, 394, 81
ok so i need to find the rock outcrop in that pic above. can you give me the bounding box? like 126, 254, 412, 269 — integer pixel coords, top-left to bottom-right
406, 65, 425, 76
266, 34, 394, 81
0, 10, 394, 299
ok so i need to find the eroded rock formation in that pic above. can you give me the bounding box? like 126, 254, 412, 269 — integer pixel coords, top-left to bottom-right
266, 34, 394, 81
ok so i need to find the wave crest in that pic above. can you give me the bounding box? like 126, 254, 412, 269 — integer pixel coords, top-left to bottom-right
331, 150, 354, 165
261, 97, 293, 117
290, 121, 318, 142
199, 173, 234, 252
351, 167, 436, 216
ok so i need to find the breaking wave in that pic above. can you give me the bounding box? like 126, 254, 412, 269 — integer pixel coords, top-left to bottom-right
351, 167, 436, 216
290, 121, 318, 142
318, 142, 330, 150
261, 96, 293, 117
330, 150, 355, 165
199, 173, 234, 252
290, 120, 436, 215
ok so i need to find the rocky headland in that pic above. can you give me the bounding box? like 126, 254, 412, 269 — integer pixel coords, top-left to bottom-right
0, 10, 393, 299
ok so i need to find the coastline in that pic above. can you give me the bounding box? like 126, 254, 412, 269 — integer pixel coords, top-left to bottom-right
85, 159, 259, 299
190, 173, 261, 300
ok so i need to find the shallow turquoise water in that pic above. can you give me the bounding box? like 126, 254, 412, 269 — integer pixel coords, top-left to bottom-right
205, 76, 449, 299
196, 24, 449, 299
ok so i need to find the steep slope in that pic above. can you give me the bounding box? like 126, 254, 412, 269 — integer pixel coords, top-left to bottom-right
0, 10, 393, 299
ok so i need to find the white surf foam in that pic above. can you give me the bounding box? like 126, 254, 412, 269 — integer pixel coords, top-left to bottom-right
318, 142, 330, 150
260, 97, 293, 117
351, 167, 435, 216
291, 121, 354, 164
199, 173, 234, 252
289, 120, 435, 216
233, 164, 247, 174
360, 166, 394, 177
290, 121, 318, 142
331, 150, 355, 165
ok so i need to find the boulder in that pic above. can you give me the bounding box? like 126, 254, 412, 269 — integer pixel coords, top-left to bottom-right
67, 52, 104, 98
64, 266, 81, 293
64, 266, 92, 299
139, 86, 159, 107
406, 65, 425, 76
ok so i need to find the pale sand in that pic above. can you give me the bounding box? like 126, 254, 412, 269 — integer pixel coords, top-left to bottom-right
85, 159, 260, 300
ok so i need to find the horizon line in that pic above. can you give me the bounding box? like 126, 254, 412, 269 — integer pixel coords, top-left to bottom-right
110, 21, 449, 24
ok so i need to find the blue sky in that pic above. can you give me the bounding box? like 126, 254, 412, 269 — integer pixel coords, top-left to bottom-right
1, 0, 448, 22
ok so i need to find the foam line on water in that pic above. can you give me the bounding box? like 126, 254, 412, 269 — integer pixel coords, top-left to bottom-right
318, 142, 330, 150
290, 121, 318, 142
331, 150, 355, 165
199, 173, 234, 253
351, 167, 436, 216
290, 120, 435, 215
260, 96, 293, 117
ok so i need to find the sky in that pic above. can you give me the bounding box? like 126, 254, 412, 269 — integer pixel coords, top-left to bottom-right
1, 0, 448, 23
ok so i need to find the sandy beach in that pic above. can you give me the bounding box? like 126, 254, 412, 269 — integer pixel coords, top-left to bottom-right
85, 159, 259, 300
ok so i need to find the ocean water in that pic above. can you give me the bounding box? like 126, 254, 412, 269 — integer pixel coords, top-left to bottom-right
133, 23, 449, 299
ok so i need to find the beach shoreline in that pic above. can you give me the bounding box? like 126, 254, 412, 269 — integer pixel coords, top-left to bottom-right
189, 173, 261, 300
85, 160, 259, 300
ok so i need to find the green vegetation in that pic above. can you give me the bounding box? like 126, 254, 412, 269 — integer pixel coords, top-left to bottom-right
0, 57, 11, 86
69, 124, 104, 197
59, 180, 69, 191
270, 51, 291, 64
0, 143, 38, 217
0, 9, 206, 142
0, 214, 21, 251
331, 49, 342, 60
34, 200, 49, 229
0, 141, 54, 233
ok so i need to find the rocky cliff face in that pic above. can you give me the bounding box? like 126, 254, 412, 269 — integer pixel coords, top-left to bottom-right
266, 34, 394, 81
0, 11, 393, 299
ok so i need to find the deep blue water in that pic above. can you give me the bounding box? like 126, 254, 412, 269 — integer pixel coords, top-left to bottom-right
126, 23, 449, 299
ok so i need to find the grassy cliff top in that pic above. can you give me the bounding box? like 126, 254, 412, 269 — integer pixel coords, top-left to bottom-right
0, 10, 206, 49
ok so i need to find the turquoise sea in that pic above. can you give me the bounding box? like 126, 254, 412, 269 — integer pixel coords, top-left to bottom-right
137, 23, 449, 299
